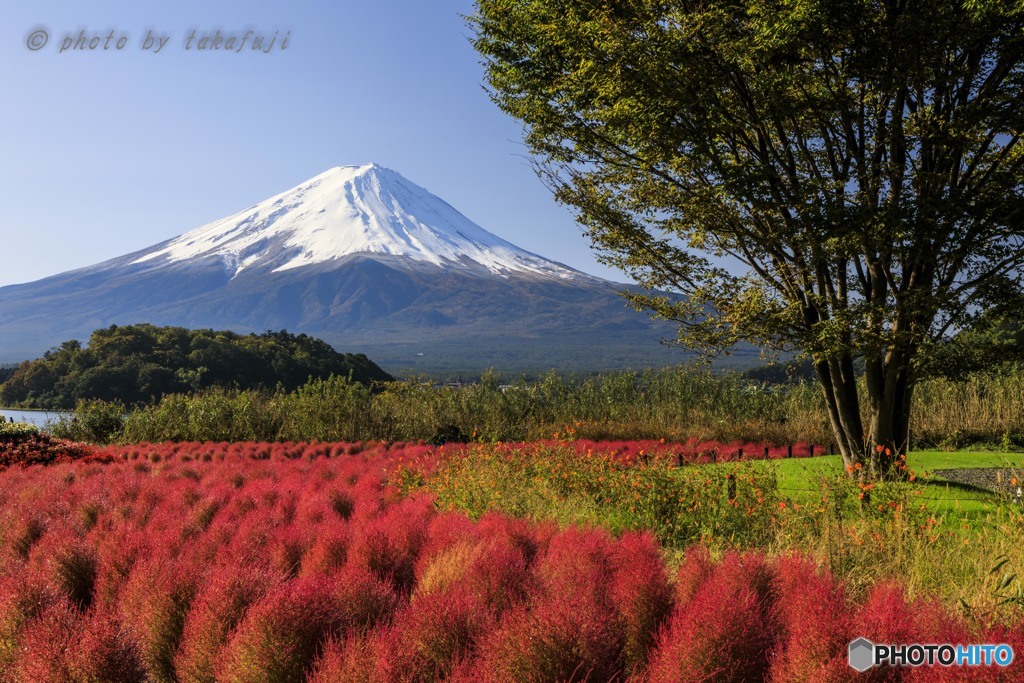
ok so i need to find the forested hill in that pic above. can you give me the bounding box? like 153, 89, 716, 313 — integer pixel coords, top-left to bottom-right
0, 324, 393, 409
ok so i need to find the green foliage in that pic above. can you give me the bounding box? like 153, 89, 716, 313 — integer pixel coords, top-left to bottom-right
0, 421, 40, 441
0, 324, 392, 409
51, 399, 126, 443
419, 443, 781, 549
920, 283, 1024, 380
110, 367, 828, 445
472, 0, 1024, 360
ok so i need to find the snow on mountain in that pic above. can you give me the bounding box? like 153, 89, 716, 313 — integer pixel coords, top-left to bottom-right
133, 164, 578, 280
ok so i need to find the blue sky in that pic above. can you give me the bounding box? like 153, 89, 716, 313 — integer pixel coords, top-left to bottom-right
0, 0, 626, 287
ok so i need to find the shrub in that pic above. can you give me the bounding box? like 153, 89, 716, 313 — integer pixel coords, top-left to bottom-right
673, 545, 713, 607
51, 399, 126, 444
308, 635, 378, 683
852, 582, 975, 683
74, 608, 147, 683
647, 552, 780, 683
51, 539, 99, 610
0, 572, 57, 676
10, 600, 144, 683
91, 528, 148, 611
300, 525, 350, 577
459, 534, 534, 617
0, 425, 93, 469
175, 567, 281, 683
331, 563, 401, 632
10, 599, 83, 683
768, 555, 853, 682
268, 524, 313, 578
609, 531, 673, 675
478, 527, 624, 682
348, 498, 432, 595
414, 540, 479, 600
478, 600, 623, 682
118, 557, 199, 683
216, 576, 348, 683
379, 585, 488, 682
11, 513, 46, 559
329, 489, 356, 520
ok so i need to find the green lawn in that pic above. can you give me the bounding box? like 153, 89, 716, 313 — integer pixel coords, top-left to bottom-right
760, 451, 1024, 517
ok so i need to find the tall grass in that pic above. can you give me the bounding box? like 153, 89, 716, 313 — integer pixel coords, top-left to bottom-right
51, 367, 1024, 449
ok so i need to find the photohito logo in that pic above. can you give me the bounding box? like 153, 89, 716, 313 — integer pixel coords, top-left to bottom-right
848, 637, 1014, 671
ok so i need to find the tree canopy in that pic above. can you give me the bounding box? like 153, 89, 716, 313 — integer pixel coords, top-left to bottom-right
472, 0, 1024, 477
0, 324, 392, 409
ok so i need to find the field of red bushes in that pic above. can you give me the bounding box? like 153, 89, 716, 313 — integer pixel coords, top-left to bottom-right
0, 439, 1021, 681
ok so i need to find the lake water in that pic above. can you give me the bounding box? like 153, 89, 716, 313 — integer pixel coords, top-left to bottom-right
0, 409, 70, 429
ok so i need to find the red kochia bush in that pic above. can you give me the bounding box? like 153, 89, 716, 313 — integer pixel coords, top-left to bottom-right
12, 599, 84, 683
459, 532, 534, 617
300, 522, 351, 577
91, 525, 149, 611
308, 633, 380, 683
0, 571, 58, 674
768, 555, 853, 682
477, 527, 625, 682
331, 562, 401, 632
174, 566, 282, 683
29, 531, 99, 611
348, 497, 433, 595
118, 556, 199, 683
672, 545, 714, 607
215, 575, 348, 683
377, 585, 489, 682
610, 531, 673, 676
844, 582, 920, 683
13, 601, 145, 683
854, 582, 985, 683
647, 552, 780, 683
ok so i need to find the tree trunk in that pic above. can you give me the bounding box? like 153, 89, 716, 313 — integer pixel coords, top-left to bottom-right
866, 353, 913, 481
814, 354, 865, 477
814, 350, 912, 481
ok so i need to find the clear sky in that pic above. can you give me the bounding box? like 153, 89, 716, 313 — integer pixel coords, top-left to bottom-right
0, 0, 627, 287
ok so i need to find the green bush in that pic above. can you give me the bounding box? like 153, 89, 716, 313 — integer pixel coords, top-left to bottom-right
416, 443, 781, 550
0, 421, 39, 441
51, 399, 126, 443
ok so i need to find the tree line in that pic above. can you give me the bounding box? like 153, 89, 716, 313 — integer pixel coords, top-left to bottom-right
0, 324, 392, 409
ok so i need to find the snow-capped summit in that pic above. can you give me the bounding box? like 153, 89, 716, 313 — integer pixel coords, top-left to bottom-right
133, 164, 577, 279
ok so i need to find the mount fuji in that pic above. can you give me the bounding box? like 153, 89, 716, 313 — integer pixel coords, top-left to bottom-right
0, 164, 695, 373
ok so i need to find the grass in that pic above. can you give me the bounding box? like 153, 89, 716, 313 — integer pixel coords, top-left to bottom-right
764, 451, 1024, 517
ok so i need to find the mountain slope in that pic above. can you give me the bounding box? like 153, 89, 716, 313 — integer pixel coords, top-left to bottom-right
0, 165, 714, 372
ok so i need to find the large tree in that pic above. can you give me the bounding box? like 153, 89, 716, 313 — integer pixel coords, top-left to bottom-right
472, 0, 1024, 479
